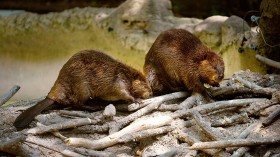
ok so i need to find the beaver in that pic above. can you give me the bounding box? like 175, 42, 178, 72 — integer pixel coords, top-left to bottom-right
143, 28, 224, 96
14, 49, 152, 129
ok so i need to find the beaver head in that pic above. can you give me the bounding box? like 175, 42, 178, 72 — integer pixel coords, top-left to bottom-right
198, 51, 224, 87
131, 78, 152, 99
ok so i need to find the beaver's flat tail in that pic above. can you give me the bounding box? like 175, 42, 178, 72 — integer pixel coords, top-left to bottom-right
13, 98, 55, 130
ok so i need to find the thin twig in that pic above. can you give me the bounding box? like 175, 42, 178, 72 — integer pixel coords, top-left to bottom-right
262, 105, 280, 127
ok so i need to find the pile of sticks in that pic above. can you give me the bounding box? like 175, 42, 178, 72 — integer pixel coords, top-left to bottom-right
1, 70, 280, 157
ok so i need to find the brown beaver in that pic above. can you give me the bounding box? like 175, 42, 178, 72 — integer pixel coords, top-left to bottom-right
14, 49, 152, 129
144, 28, 224, 96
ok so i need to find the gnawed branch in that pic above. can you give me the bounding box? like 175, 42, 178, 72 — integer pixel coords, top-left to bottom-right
27, 118, 101, 135
128, 91, 189, 111
190, 137, 280, 150
66, 113, 173, 150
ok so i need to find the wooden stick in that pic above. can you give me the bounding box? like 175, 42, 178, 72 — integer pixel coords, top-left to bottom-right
158, 93, 203, 111
74, 147, 115, 157
174, 98, 267, 119
262, 105, 280, 127
27, 118, 101, 135
226, 123, 260, 153
37, 123, 67, 140
211, 86, 276, 97
256, 54, 280, 69
233, 76, 262, 89
128, 91, 188, 111
111, 93, 196, 130
66, 114, 173, 150
211, 112, 249, 127
69, 123, 109, 134
61, 150, 86, 157
59, 110, 96, 119
190, 137, 280, 150
117, 126, 173, 143
172, 129, 229, 157
230, 147, 251, 157
192, 110, 225, 141
0, 85, 20, 106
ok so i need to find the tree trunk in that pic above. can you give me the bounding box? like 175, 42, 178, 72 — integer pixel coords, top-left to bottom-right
258, 0, 280, 73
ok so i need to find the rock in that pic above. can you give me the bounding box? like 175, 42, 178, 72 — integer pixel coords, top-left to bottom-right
194, 15, 228, 49
96, 0, 201, 51
221, 15, 251, 48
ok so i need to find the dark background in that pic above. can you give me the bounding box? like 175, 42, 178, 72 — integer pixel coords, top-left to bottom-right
0, 0, 261, 19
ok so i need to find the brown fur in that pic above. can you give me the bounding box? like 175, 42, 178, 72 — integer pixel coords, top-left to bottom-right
14, 49, 152, 129
144, 28, 224, 95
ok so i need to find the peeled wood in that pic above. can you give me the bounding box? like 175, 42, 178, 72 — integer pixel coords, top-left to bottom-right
192, 110, 225, 141
27, 118, 100, 135
190, 137, 280, 150
117, 126, 173, 143
211, 112, 249, 127
110, 94, 173, 133
61, 150, 86, 157
128, 91, 188, 111
174, 98, 267, 119
233, 76, 263, 89
262, 106, 280, 127
211, 86, 276, 97
66, 114, 173, 150
172, 129, 229, 157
